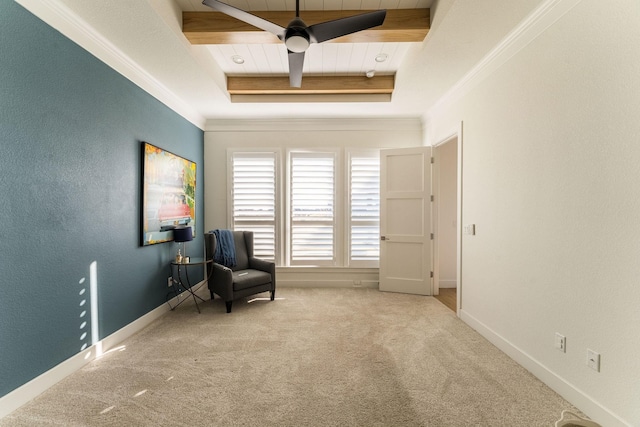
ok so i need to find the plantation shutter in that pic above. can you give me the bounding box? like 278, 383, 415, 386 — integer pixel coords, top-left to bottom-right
350, 155, 380, 265
290, 153, 335, 265
231, 152, 276, 260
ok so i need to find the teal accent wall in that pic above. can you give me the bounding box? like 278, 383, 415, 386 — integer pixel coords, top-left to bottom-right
0, 2, 204, 397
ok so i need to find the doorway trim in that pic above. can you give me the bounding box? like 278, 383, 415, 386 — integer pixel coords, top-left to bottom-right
432, 121, 463, 315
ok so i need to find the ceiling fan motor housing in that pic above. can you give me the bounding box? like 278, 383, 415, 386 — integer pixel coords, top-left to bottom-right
284, 18, 311, 53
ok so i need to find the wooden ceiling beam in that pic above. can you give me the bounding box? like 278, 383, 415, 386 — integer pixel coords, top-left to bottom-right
227, 75, 395, 95
183, 9, 430, 45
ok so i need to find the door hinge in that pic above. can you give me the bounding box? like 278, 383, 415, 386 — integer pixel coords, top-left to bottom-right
430, 233, 434, 240
430, 195, 434, 202
430, 271, 434, 278
430, 157, 435, 164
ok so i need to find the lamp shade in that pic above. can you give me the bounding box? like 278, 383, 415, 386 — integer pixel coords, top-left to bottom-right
173, 227, 193, 243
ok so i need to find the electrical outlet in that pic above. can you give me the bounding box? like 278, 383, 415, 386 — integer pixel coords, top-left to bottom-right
587, 349, 600, 372
554, 333, 566, 353
167, 277, 173, 288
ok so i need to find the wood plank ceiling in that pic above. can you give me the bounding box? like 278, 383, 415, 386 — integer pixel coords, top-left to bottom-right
177, 0, 430, 100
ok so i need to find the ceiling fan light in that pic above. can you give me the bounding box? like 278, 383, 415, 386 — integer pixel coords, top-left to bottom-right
285, 34, 310, 53
285, 22, 310, 53
231, 55, 245, 64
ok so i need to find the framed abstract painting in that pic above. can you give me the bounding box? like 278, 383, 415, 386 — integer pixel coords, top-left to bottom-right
141, 141, 196, 246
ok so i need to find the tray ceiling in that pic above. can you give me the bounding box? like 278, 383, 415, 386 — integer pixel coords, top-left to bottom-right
16, 0, 547, 124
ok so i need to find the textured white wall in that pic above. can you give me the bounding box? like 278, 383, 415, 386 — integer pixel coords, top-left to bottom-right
426, 0, 640, 425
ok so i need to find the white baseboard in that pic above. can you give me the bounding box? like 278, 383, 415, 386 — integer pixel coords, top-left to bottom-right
459, 309, 631, 427
278, 279, 379, 289
439, 280, 457, 288
276, 268, 379, 290
0, 282, 207, 419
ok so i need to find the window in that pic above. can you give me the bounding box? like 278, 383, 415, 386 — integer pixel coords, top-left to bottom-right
230, 152, 277, 260
228, 148, 380, 268
349, 154, 380, 266
289, 152, 336, 266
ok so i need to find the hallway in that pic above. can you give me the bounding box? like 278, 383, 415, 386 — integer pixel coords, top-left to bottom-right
434, 288, 456, 312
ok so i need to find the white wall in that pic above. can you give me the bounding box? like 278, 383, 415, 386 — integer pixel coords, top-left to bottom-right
435, 139, 458, 288
426, 0, 640, 425
204, 118, 423, 230
203, 118, 424, 285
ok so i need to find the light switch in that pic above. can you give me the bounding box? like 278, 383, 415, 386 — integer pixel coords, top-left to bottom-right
464, 224, 476, 235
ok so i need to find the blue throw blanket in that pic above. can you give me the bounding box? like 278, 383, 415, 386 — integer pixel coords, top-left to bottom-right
212, 229, 236, 267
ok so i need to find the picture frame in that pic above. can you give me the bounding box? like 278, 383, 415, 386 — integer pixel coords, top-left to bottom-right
141, 141, 196, 246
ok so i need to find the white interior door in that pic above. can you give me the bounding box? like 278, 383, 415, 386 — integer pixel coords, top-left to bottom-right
379, 147, 432, 295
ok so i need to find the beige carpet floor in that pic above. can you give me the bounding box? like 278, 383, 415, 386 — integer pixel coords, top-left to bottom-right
1, 288, 577, 426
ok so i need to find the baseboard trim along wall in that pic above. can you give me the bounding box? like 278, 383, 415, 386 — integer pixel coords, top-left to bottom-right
14, 285, 626, 424
439, 280, 457, 288
276, 267, 379, 290
0, 282, 208, 419
459, 309, 631, 427
278, 279, 379, 289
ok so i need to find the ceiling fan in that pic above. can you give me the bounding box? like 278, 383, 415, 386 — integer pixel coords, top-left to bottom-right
202, 0, 387, 88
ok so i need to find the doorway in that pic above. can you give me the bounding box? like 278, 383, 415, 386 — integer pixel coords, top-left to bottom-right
433, 134, 459, 312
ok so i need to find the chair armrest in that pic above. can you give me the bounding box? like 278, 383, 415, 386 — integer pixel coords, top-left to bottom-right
210, 262, 234, 301
249, 258, 276, 289
212, 262, 232, 275
249, 258, 275, 274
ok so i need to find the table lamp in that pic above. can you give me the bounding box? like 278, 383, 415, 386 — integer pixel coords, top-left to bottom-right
173, 226, 193, 263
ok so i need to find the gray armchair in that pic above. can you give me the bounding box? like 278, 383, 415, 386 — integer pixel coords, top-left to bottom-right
205, 231, 276, 313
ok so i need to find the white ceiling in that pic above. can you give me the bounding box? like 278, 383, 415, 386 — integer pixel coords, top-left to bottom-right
17, 0, 545, 126
207, 41, 412, 79
177, 0, 430, 79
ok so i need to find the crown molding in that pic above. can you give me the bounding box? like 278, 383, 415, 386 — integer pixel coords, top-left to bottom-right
204, 117, 424, 133
15, 0, 207, 130
424, 0, 584, 123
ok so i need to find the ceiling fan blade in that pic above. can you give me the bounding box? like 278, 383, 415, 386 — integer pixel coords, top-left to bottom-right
288, 51, 305, 88
202, 0, 285, 38
307, 10, 386, 44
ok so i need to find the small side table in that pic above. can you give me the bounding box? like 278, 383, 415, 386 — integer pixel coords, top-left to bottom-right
167, 258, 213, 313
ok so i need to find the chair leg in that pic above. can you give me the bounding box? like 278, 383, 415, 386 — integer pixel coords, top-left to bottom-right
210, 290, 215, 300
270, 290, 275, 301
225, 301, 232, 313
